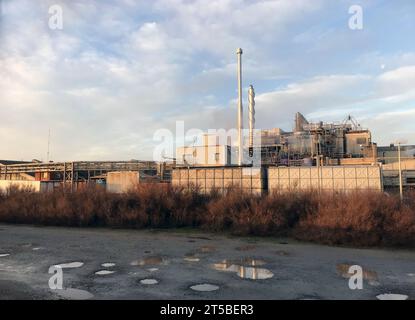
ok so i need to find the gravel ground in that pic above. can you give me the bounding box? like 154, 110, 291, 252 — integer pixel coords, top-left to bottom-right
0, 223, 414, 300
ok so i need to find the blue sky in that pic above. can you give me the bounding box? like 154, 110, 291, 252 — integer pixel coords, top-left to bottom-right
1, 0, 415, 161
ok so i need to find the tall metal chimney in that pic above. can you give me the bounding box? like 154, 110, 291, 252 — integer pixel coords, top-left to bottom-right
236, 48, 243, 166
248, 85, 255, 157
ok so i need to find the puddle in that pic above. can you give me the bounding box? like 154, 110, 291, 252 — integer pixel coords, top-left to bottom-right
130, 256, 166, 266
32, 247, 43, 251
211, 259, 273, 280
407, 273, 415, 277
190, 284, 219, 292
235, 245, 256, 251
376, 293, 408, 300
95, 270, 115, 275
336, 264, 378, 281
55, 262, 84, 269
140, 278, 158, 285
101, 263, 115, 268
184, 257, 200, 262
0, 254, 10, 257
55, 288, 94, 300
212, 261, 240, 273
148, 268, 159, 272
213, 258, 265, 268
184, 253, 200, 262
237, 267, 274, 280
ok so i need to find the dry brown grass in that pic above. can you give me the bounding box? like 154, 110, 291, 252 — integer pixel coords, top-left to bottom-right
0, 185, 414, 247
293, 190, 415, 247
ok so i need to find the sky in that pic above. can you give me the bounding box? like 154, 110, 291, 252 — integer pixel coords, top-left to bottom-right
0, 0, 414, 161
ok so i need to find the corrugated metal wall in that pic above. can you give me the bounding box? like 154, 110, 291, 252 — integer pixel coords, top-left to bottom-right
268, 166, 382, 192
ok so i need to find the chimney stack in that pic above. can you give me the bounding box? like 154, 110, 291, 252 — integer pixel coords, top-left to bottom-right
236, 48, 243, 166
248, 85, 255, 157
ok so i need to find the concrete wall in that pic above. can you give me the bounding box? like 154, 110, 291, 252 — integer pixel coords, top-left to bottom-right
0, 180, 64, 193
268, 166, 382, 192
172, 167, 266, 194
106, 171, 140, 193
0, 180, 42, 192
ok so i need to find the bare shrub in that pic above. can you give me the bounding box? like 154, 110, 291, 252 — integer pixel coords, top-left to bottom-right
0, 186, 414, 247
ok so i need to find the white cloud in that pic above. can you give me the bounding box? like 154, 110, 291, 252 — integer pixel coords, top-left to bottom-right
0, 0, 414, 161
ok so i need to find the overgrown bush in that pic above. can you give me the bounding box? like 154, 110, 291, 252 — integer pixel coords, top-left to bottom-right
0, 185, 414, 247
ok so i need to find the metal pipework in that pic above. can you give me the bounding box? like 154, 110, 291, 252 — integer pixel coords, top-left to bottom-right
248, 85, 255, 157
236, 48, 243, 166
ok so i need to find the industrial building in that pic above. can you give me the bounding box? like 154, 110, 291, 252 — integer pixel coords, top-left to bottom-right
0, 160, 172, 192
1, 48, 413, 194
175, 112, 377, 167
259, 113, 377, 166
172, 48, 411, 194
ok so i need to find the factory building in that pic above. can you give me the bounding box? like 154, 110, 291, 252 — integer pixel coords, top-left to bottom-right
1, 48, 412, 194
259, 113, 376, 166
175, 112, 377, 168
0, 160, 172, 193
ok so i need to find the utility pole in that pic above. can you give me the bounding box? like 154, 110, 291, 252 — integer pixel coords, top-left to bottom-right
398, 142, 403, 201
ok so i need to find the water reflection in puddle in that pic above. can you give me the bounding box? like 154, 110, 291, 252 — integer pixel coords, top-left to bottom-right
0, 253, 10, 257
131, 256, 166, 266
101, 263, 115, 268
55, 262, 84, 269
140, 279, 158, 285
376, 293, 408, 300
184, 253, 200, 262
211, 258, 273, 280
95, 270, 115, 275
55, 288, 94, 300
148, 268, 158, 272
336, 264, 378, 281
237, 267, 273, 280
184, 257, 200, 262
190, 283, 219, 292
